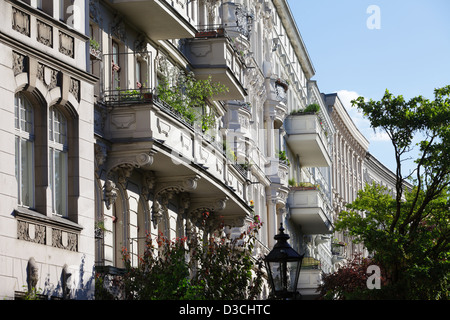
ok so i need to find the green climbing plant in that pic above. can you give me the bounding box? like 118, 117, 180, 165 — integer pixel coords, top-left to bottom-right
157, 72, 228, 132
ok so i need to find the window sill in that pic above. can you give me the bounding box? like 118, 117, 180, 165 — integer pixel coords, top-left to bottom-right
14, 206, 83, 233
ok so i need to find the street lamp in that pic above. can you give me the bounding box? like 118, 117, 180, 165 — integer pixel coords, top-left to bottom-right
264, 223, 304, 299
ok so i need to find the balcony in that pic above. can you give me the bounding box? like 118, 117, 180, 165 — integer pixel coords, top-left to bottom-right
108, 0, 196, 40
183, 29, 247, 100
298, 269, 322, 299
287, 187, 333, 234
101, 89, 252, 227
266, 159, 289, 187
285, 113, 331, 167
296, 257, 322, 299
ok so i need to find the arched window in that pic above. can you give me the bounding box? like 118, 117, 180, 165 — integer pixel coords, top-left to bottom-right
49, 106, 68, 216
15, 93, 34, 208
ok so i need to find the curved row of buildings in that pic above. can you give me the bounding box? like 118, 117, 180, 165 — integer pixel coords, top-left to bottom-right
0, 0, 398, 300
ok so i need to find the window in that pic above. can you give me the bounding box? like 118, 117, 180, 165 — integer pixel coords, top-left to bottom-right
60, 0, 71, 23
95, 179, 105, 265
15, 93, 34, 208
37, 0, 53, 17
136, 60, 142, 88
112, 41, 120, 90
49, 107, 68, 216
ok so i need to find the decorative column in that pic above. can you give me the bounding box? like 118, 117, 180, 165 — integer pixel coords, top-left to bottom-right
267, 199, 278, 248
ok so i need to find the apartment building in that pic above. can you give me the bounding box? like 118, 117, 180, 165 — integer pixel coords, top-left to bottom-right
0, 0, 96, 299
325, 93, 370, 265
0, 0, 400, 300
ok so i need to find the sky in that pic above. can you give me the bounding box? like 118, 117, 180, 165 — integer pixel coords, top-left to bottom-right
286, 0, 450, 175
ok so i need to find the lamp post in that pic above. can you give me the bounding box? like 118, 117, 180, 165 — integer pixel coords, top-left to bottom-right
264, 223, 304, 300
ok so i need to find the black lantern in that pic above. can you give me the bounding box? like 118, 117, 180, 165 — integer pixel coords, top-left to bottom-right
264, 223, 304, 299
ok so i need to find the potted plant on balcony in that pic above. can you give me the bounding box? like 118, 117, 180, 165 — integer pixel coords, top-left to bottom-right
157, 72, 228, 132
288, 178, 297, 187
89, 38, 102, 60
278, 150, 290, 166
95, 219, 110, 239
290, 103, 320, 115
195, 27, 223, 38
290, 182, 319, 191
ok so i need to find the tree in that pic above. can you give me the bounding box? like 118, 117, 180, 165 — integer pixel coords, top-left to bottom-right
334, 86, 450, 299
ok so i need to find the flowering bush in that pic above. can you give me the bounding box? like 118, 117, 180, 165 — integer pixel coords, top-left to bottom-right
318, 254, 387, 300
115, 214, 264, 300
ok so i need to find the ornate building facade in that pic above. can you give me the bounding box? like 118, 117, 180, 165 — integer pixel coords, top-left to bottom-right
325, 93, 370, 265
0, 0, 96, 299
0, 0, 400, 300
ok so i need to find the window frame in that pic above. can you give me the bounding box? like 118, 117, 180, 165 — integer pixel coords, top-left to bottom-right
112, 40, 120, 90
14, 93, 35, 208
48, 106, 69, 217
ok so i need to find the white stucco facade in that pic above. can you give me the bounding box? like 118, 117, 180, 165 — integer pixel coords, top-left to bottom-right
0, 0, 400, 300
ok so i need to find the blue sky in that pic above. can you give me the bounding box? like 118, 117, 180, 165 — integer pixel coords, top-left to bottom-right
287, 0, 450, 175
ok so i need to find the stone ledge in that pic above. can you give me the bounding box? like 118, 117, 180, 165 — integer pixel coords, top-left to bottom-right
13, 206, 83, 233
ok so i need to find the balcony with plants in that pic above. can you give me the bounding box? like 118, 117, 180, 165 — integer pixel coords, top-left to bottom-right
285, 103, 331, 167
102, 72, 253, 226
89, 38, 102, 61
298, 256, 323, 298
287, 181, 333, 235
183, 27, 247, 100
265, 150, 290, 188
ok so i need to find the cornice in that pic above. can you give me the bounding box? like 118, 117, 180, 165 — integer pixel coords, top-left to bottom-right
325, 93, 370, 151
272, 0, 315, 80
0, 31, 98, 84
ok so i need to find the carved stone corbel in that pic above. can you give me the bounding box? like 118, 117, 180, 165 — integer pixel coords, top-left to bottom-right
141, 171, 156, 201
112, 164, 134, 189
151, 200, 162, 228
13, 51, 27, 76
105, 151, 155, 192
26, 257, 39, 293
135, 33, 148, 60
188, 197, 229, 232
103, 179, 118, 210
178, 192, 191, 217
151, 176, 200, 228
106, 152, 154, 174
185, 218, 196, 242
111, 13, 126, 42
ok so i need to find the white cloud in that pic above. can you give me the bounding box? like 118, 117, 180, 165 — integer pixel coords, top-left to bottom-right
335, 90, 361, 109
336, 90, 391, 142
370, 130, 391, 142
